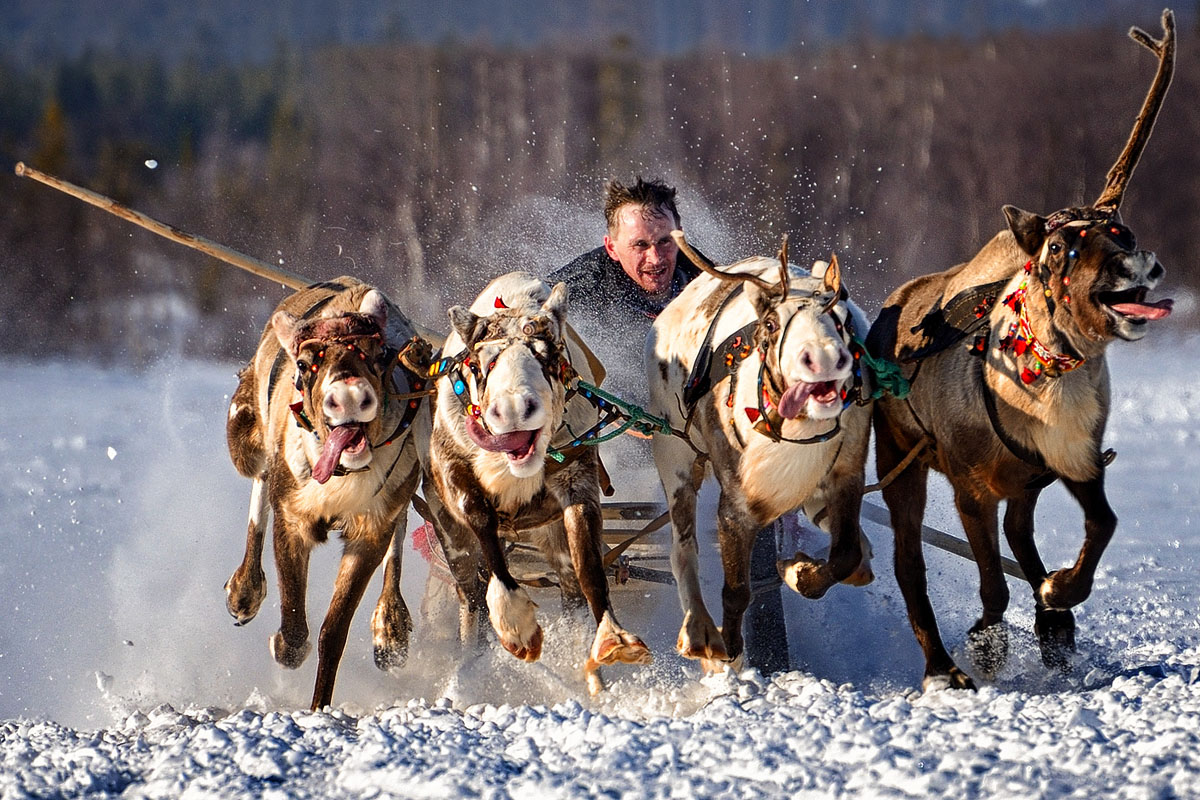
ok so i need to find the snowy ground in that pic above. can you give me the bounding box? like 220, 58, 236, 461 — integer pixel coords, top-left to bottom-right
1, 331, 1198, 798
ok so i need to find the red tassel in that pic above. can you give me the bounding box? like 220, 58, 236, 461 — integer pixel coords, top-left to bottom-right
494, 296, 508, 309
745, 408, 761, 423
1020, 368, 1038, 384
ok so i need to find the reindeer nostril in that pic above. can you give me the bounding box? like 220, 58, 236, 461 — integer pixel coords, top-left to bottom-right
802, 352, 816, 373
1149, 262, 1165, 282
835, 352, 849, 371
525, 396, 540, 419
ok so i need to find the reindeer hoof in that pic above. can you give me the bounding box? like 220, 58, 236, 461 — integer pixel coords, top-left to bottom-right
592, 612, 653, 666
777, 553, 832, 599
677, 613, 728, 662
922, 666, 976, 691
224, 567, 267, 625
700, 651, 744, 676
594, 633, 653, 667
486, 577, 542, 663
1035, 607, 1076, 672
966, 622, 1010, 680
501, 624, 544, 662
371, 597, 413, 672
269, 632, 311, 669
1038, 569, 1091, 611
373, 643, 408, 671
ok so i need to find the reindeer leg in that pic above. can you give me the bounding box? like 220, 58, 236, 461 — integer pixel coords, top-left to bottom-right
420, 472, 487, 651
952, 486, 1010, 680
539, 519, 587, 614
559, 485, 651, 694
310, 531, 392, 710
1041, 476, 1115, 608
269, 510, 316, 671
1001, 489, 1073, 670
438, 461, 543, 662
1002, 488, 1049, 586
225, 475, 269, 625
780, 425, 868, 598
656, 440, 725, 664
1033, 476, 1115, 670
876, 419, 974, 690
371, 526, 413, 671
714, 491, 759, 670
371, 462, 420, 671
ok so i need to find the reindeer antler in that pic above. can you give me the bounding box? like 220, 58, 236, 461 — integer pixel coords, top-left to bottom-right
670, 230, 787, 295
1093, 8, 1176, 212
776, 234, 791, 294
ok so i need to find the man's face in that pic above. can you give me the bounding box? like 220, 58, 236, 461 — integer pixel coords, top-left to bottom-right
603, 204, 680, 295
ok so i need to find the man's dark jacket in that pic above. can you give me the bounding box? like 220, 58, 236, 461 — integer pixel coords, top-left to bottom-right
546, 246, 702, 332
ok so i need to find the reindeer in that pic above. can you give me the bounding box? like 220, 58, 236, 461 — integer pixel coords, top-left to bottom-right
224, 277, 438, 710
646, 233, 875, 671
866, 12, 1176, 689
427, 271, 652, 693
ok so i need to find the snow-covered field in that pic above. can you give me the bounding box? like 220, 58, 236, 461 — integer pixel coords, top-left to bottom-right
1, 330, 1198, 798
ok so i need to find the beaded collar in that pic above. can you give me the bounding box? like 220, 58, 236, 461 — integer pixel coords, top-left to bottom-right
997, 261, 1085, 383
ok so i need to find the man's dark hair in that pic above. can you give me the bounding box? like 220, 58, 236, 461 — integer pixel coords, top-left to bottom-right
603, 177, 681, 233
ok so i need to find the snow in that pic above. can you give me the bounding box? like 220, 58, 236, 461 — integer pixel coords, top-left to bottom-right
1, 332, 1198, 798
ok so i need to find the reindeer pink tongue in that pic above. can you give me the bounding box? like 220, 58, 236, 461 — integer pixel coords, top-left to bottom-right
1112, 297, 1173, 320
465, 417, 538, 457
313, 424, 366, 484
777, 382, 818, 419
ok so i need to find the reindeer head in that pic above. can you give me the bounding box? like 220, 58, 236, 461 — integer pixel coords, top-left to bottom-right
446, 283, 571, 478
1005, 206, 1171, 348
674, 231, 857, 432
271, 290, 391, 484
1001, 10, 1176, 352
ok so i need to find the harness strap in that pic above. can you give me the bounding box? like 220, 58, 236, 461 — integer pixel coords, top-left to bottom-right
682, 285, 746, 410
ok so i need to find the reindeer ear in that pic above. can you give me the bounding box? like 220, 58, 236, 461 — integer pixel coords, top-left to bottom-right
541, 282, 569, 335
819, 253, 844, 314
822, 253, 842, 297
448, 305, 485, 346
1003, 205, 1048, 257
271, 310, 302, 354
359, 289, 388, 329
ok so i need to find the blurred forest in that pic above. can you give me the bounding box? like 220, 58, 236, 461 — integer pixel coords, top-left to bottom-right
2, 19, 1197, 363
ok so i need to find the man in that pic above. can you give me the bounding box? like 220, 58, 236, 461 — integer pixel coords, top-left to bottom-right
548, 177, 699, 340
549, 177, 791, 675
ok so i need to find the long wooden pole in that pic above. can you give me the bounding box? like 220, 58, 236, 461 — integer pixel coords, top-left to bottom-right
14, 161, 313, 290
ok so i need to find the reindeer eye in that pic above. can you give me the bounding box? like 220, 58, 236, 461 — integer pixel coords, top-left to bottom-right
296, 359, 310, 374
1049, 243, 1062, 255
764, 319, 778, 334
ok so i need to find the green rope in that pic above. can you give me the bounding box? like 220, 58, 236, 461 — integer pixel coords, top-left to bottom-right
547, 379, 677, 461
853, 335, 911, 400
